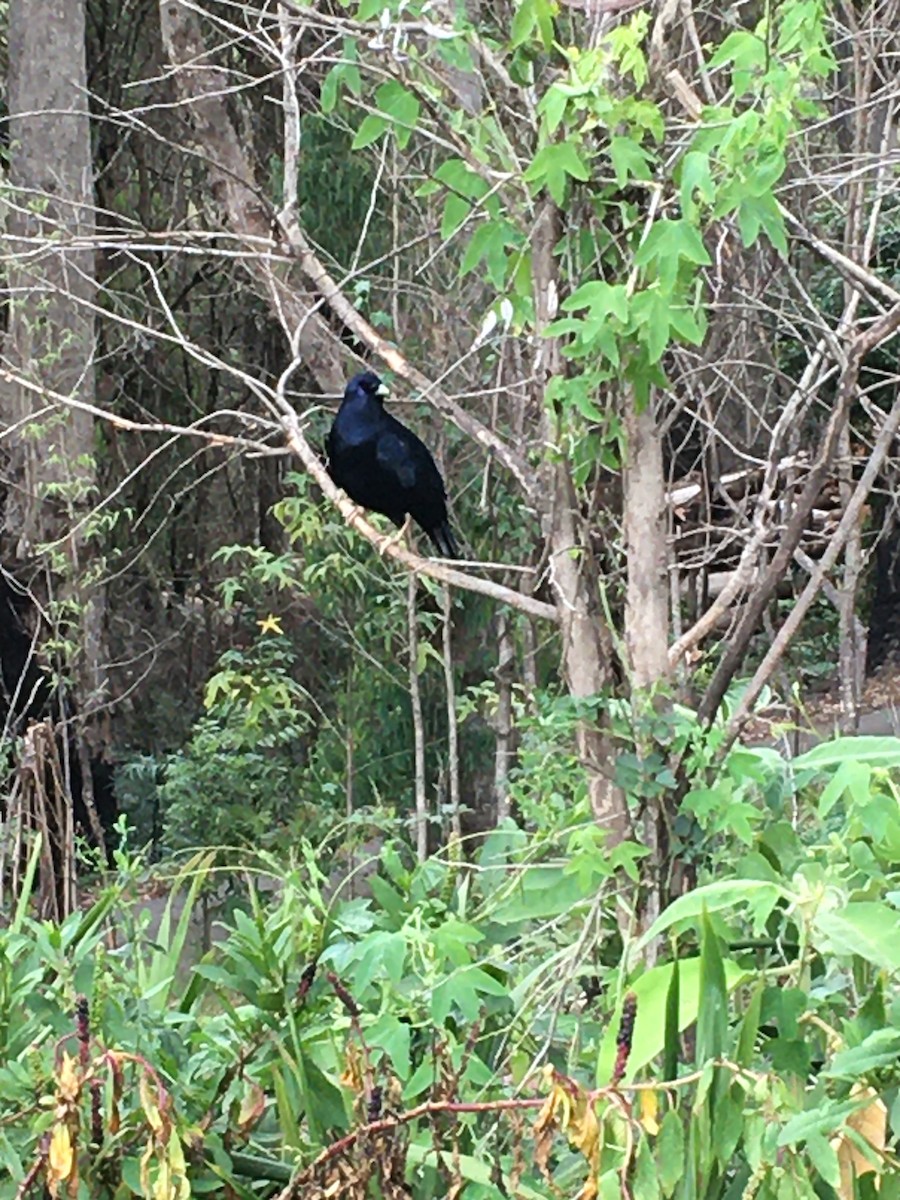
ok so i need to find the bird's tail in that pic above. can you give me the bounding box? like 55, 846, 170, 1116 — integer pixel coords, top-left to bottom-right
430, 520, 460, 559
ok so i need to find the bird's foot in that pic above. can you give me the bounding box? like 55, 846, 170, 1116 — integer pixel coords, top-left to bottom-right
380, 514, 412, 555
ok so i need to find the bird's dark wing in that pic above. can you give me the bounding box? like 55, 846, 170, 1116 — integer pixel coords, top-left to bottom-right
375, 430, 419, 491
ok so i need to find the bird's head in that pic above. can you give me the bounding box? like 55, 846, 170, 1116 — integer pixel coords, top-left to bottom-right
346, 371, 390, 405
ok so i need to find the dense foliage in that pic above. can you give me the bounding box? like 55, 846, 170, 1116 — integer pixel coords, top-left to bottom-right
2, 735, 899, 1198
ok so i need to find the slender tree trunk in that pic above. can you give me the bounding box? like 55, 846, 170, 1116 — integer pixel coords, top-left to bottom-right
493, 612, 515, 823
531, 199, 629, 840
623, 394, 671, 926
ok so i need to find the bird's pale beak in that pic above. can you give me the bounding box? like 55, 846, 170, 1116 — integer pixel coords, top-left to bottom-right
376, 382, 390, 398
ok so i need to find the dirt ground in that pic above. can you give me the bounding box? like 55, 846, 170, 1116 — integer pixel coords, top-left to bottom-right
743, 662, 900, 752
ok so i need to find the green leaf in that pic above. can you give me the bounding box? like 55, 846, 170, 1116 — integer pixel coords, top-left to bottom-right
511, 0, 556, 49
596, 956, 750, 1084
609, 135, 653, 186
708, 29, 767, 72
696, 910, 728, 1067
777, 1098, 868, 1147
634, 218, 711, 290
374, 80, 420, 149
510, 0, 538, 47
806, 1132, 841, 1191
794, 735, 900, 771
539, 85, 570, 135
745, 146, 787, 196
737, 194, 788, 255
814, 902, 900, 973
562, 280, 629, 322
460, 219, 518, 288
736, 981, 764, 1068
431, 964, 508, 1024
368, 1012, 412, 1080
823, 1029, 900, 1078
680, 150, 715, 214
713, 1088, 744, 1166
630, 289, 671, 363
662, 954, 680, 1083
632, 1136, 659, 1200
524, 141, 591, 205
669, 304, 706, 346
657, 1109, 685, 1197
441, 194, 471, 240
352, 113, 389, 150
434, 157, 489, 199
638, 879, 786, 947
299, 1052, 347, 1132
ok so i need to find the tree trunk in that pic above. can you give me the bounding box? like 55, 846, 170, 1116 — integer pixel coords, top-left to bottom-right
1, 0, 107, 907
531, 200, 629, 840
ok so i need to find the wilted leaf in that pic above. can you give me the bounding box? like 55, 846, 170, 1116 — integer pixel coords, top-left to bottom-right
534, 1066, 600, 1193
341, 1042, 364, 1093
56, 1052, 80, 1104
237, 1080, 267, 1134
832, 1085, 887, 1199
140, 1073, 165, 1134
47, 1123, 76, 1196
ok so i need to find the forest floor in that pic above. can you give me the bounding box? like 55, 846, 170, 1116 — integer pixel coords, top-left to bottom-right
744, 660, 900, 749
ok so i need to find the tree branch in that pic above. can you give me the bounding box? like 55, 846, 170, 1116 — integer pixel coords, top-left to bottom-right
696, 302, 900, 726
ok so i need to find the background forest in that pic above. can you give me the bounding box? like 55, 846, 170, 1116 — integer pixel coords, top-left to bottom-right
1, 0, 900, 1196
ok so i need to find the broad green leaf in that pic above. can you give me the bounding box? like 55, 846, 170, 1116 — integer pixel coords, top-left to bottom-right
794, 735, 900, 772
662, 954, 680, 1083
352, 113, 388, 149
434, 157, 489, 199
441, 194, 471, 240
708, 29, 767, 71
405, 1141, 545, 1198
824, 1030, 900, 1078
805, 1131, 841, 1191
524, 141, 591, 205
637, 879, 786, 948
777, 1098, 868, 1147
432, 964, 508, 1024
680, 150, 715, 214
814, 902, 900, 973
596, 955, 750, 1084
736, 981, 764, 1068
299, 1052, 347, 1133
632, 1135, 659, 1200
634, 218, 711, 290
609, 135, 653, 185
737, 194, 788, 255
669, 304, 707, 346
562, 280, 629, 322
657, 1109, 685, 1197
375, 80, 420, 149
368, 1013, 411, 1080
539, 85, 569, 134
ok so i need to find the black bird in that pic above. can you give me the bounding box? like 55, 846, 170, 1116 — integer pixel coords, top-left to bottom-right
326, 371, 459, 558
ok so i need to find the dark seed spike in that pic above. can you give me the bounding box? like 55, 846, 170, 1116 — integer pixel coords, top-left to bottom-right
611, 991, 638, 1086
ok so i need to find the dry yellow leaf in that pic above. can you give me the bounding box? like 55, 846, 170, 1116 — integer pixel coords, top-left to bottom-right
140, 1073, 164, 1133
56, 1052, 80, 1103
832, 1085, 887, 1199
340, 1042, 363, 1092
639, 1089, 660, 1136
47, 1121, 75, 1196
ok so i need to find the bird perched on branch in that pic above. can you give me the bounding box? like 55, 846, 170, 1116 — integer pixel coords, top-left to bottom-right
326, 371, 459, 558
